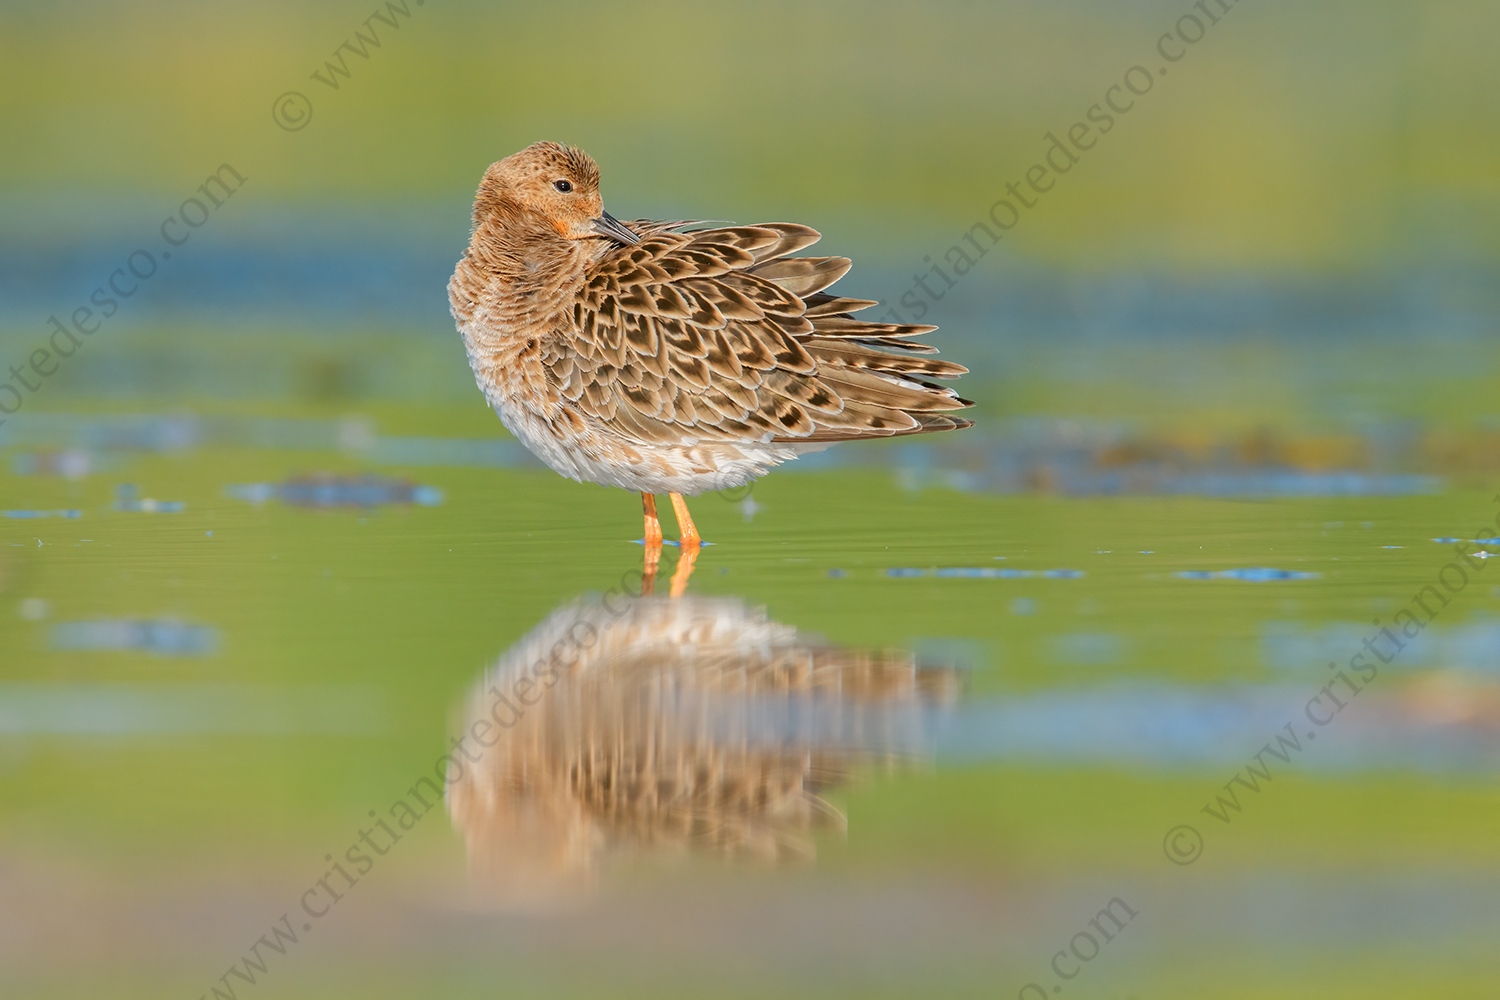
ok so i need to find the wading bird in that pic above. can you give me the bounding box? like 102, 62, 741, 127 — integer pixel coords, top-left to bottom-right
449, 142, 971, 591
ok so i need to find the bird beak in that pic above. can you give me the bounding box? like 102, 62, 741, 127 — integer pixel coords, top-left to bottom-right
590, 211, 639, 245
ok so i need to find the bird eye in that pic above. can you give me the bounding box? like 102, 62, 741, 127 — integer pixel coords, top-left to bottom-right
553, 179, 573, 193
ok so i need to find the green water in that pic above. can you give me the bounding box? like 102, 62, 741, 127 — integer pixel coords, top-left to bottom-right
3, 402, 1499, 999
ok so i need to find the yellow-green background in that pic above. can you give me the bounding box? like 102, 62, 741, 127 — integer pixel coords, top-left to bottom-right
2, 2, 1500, 998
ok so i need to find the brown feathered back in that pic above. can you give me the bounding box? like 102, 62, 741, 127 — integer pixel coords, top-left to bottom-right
538, 221, 974, 447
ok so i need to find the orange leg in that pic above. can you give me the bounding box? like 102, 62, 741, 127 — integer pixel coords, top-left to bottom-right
668, 492, 701, 549
666, 492, 701, 597
641, 493, 663, 595
643, 493, 663, 546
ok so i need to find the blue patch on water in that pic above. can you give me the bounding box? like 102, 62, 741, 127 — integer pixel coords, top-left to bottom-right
0, 412, 366, 454
228, 474, 443, 509
909, 637, 989, 671
2, 509, 82, 519
0, 414, 541, 474
367, 436, 531, 468
1177, 568, 1320, 582
0, 682, 384, 735
827, 568, 846, 578
1263, 621, 1500, 673
50, 619, 219, 656
893, 567, 1085, 580
11, 450, 96, 478
1051, 632, 1127, 665
933, 679, 1500, 772
907, 461, 1444, 499
113, 485, 184, 514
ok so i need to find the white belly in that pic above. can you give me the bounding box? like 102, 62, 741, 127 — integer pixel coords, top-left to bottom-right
492, 401, 810, 496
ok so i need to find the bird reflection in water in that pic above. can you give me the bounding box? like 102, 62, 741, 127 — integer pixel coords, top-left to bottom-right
445, 585, 959, 904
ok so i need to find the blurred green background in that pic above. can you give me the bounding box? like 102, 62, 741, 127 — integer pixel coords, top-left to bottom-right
4, 0, 1499, 261
2, 2, 1500, 998
3, 0, 1500, 426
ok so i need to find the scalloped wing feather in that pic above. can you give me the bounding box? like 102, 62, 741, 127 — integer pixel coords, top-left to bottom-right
547, 223, 972, 447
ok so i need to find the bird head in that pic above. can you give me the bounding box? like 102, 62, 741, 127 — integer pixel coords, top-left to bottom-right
477, 141, 638, 244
